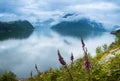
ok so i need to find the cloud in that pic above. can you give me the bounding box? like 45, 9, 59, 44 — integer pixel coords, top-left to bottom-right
0, 0, 120, 27
68, 2, 119, 11
62, 2, 120, 28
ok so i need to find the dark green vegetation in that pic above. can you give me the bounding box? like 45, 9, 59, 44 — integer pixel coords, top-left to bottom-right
0, 71, 17, 81
112, 29, 120, 46
51, 18, 106, 38
0, 20, 34, 31
28, 54, 120, 81
0, 20, 34, 41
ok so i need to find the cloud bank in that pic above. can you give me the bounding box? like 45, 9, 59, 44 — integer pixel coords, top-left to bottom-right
0, 0, 120, 28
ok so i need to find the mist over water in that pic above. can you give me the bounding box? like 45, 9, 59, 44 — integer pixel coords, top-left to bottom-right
0, 27, 115, 78
0, 0, 119, 79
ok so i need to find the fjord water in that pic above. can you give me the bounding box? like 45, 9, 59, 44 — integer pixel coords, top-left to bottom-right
0, 26, 115, 78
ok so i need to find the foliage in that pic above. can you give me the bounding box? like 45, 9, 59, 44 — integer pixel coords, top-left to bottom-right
0, 71, 17, 81
107, 54, 120, 81
28, 52, 120, 81
102, 44, 108, 52
96, 46, 103, 59
110, 29, 120, 48
115, 30, 120, 46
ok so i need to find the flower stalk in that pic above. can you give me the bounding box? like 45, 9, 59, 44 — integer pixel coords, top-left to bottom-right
81, 38, 91, 81
58, 50, 73, 81
71, 52, 74, 68
35, 64, 40, 74
30, 71, 33, 78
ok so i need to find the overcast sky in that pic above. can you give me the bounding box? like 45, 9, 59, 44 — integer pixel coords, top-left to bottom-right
0, 0, 120, 28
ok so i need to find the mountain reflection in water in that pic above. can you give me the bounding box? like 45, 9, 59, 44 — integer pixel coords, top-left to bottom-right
0, 29, 34, 41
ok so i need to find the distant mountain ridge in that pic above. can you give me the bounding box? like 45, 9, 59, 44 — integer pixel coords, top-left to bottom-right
62, 13, 75, 18
0, 20, 34, 40
112, 25, 120, 31
0, 20, 34, 32
51, 18, 106, 37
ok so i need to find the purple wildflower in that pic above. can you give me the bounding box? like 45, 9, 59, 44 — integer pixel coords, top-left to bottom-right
35, 64, 39, 74
81, 38, 91, 71
58, 50, 73, 81
71, 53, 74, 62
58, 50, 66, 66
81, 37, 85, 48
84, 54, 91, 70
30, 71, 32, 77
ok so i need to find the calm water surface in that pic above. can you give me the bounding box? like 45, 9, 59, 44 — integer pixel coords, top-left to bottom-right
0, 27, 115, 78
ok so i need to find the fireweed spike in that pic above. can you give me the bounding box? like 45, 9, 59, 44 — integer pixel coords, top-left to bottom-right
84, 55, 91, 71
81, 37, 85, 48
35, 64, 39, 74
71, 52, 74, 63
30, 71, 33, 77
81, 38, 91, 81
58, 50, 66, 66
71, 52, 74, 69
57, 50, 73, 81
83, 48, 91, 71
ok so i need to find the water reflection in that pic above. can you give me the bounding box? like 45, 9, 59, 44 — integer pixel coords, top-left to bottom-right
0, 28, 115, 78
0, 29, 33, 41
52, 30, 104, 39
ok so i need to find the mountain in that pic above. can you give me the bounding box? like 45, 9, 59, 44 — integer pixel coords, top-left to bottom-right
62, 13, 75, 18
115, 29, 120, 34
111, 28, 120, 38
0, 20, 34, 40
111, 26, 120, 46
0, 20, 34, 32
111, 29, 120, 35
51, 18, 106, 37
111, 25, 120, 32
111, 25, 120, 34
